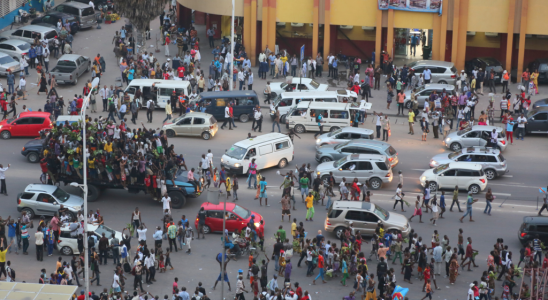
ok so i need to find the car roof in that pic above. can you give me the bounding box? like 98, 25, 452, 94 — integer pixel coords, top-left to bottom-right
127, 79, 191, 88
59, 2, 94, 8
347, 139, 391, 149
280, 91, 340, 98
199, 90, 258, 98
470, 125, 503, 131
45, 11, 73, 18
459, 146, 500, 155
477, 57, 502, 66
58, 54, 85, 61
17, 25, 57, 32
422, 84, 456, 90
296, 101, 351, 109
409, 60, 455, 68
332, 200, 373, 211
233, 133, 289, 148
180, 112, 213, 118
347, 153, 387, 161
201, 201, 237, 211
0, 39, 29, 46
0, 52, 11, 58
341, 127, 374, 134
446, 162, 483, 170
18, 111, 51, 118
24, 184, 58, 193
523, 216, 548, 224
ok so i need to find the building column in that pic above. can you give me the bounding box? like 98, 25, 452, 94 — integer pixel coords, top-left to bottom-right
451, 0, 460, 64
243, 0, 251, 57
312, 0, 319, 58
387, 9, 394, 58
506, 0, 516, 71
323, 0, 331, 64
268, 0, 276, 52
517, 0, 528, 78
455, 0, 469, 72
262, 0, 269, 53
432, 14, 441, 60
375, 9, 382, 67
439, 2, 448, 61
250, 0, 257, 66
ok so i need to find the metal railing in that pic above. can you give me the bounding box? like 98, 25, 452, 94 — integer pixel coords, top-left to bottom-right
498, 195, 541, 210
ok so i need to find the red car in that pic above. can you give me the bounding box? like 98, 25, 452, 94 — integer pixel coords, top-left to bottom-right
0, 112, 52, 139
194, 202, 264, 234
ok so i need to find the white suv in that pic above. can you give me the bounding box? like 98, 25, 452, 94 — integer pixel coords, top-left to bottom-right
419, 162, 487, 194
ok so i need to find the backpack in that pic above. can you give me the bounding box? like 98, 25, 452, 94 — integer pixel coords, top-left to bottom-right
123, 262, 131, 273
252, 264, 260, 275
8, 267, 15, 279
88, 236, 95, 247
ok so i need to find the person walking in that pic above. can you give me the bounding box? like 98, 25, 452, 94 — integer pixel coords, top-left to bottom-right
538, 187, 548, 216
35, 229, 44, 261
220, 103, 233, 130
305, 192, 314, 222
312, 251, 326, 284
408, 109, 415, 135
460, 192, 478, 222
484, 188, 494, 215
393, 184, 405, 212
0, 163, 10, 196
271, 107, 281, 133
450, 186, 462, 212
163, 100, 172, 123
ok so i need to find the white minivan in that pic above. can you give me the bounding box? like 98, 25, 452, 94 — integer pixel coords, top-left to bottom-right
286, 101, 372, 134
221, 133, 294, 174
124, 79, 192, 109
270, 90, 358, 123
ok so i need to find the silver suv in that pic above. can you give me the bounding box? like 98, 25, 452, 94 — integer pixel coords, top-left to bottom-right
315, 154, 393, 190
404, 84, 456, 109
444, 125, 507, 152
325, 201, 411, 238
408, 60, 458, 85
17, 184, 84, 220
315, 140, 399, 167
429, 146, 508, 180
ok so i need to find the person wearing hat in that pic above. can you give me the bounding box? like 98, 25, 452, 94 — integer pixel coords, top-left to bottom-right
460, 192, 478, 223
506, 116, 515, 144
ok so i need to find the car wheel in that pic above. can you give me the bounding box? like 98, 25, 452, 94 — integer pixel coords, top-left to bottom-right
1, 131, 11, 139
330, 126, 340, 133
239, 114, 250, 123
280, 114, 286, 124
270, 92, 277, 99
335, 227, 346, 239
404, 101, 412, 109
438, 80, 447, 84
277, 158, 288, 169
168, 191, 187, 209
26, 152, 39, 163
166, 130, 175, 138
294, 124, 305, 134
320, 157, 332, 163
67, 212, 77, 222
22, 208, 35, 219
202, 132, 211, 140
469, 184, 481, 194
203, 225, 211, 234
450, 142, 462, 151
369, 178, 382, 190
87, 185, 101, 202
484, 169, 496, 180
428, 181, 438, 192
73, 77, 78, 85
61, 246, 73, 256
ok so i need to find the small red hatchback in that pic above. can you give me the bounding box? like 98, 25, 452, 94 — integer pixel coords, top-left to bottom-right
0, 112, 52, 139
194, 202, 264, 234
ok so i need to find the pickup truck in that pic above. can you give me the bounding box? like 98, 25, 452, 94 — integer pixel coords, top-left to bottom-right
21, 138, 45, 163
50, 54, 91, 85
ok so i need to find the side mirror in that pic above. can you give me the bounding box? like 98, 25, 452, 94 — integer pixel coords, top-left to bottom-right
53, 202, 58, 205
440, 174, 444, 177
339, 168, 342, 171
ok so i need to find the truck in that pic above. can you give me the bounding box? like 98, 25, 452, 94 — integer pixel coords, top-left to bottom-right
50, 54, 91, 85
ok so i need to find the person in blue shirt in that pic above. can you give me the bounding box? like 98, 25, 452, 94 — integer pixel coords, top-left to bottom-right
439, 191, 446, 218
269, 54, 276, 76
46, 226, 55, 256
7, 219, 18, 254
410, 35, 419, 57
332, 58, 338, 79
28, 45, 37, 69
313, 110, 324, 139
259, 177, 268, 206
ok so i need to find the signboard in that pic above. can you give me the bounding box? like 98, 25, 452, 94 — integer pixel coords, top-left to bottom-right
300, 45, 305, 62
378, 0, 442, 14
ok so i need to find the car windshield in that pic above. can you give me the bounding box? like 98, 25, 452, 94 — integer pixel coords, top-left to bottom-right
95, 225, 115, 237
327, 128, 342, 137
272, 94, 283, 106
82, 7, 95, 16
172, 115, 186, 123
232, 205, 250, 219
334, 141, 350, 150
0, 56, 15, 64
433, 164, 450, 174
527, 109, 538, 118
52, 187, 70, 203
57, 60, 77, 67
448, 151, 462, 159
6, 116, 17, 124
415, 85, 425, 92
407, 61, 418, 68
457, 127, 472, 135
17, 43, 30, 51
280, 83, 288, 90
374, 205, 389, 221
225, 145, 247, 160
385, 146, 397, 156
310, 80, 320, 89
334, 156, 349, 168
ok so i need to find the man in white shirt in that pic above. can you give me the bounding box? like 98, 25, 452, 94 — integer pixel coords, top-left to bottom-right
517, 113, 527, 140
327, 53, 335, 78
206, 150, 213, 166
144, 253, 156, 284
220, 103, 232, 130
253, 108, 263, 132
136, 224, 147, 242
19, 77, 27, 100
99, 86, 109, 112
161, 193, 171, 214
423, 68, 432, 84
0, 163, 10, 196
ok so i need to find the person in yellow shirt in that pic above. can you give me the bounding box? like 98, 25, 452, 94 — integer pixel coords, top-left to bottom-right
104, 141, 113, 157
408, 109, 415, 135
291, 219, 297, 238
305, 192, 314, 221
88, 157, 96, 178
226, 176, 232, 199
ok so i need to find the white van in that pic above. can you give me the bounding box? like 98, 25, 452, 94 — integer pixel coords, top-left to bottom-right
286, 101, 372, 133
221, 133, 294, 174
124, 79, 192, 109
270, 90, 358, 122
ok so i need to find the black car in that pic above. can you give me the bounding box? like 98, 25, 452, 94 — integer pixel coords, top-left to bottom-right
69, 0, 113, 10
21, 138, 45, 163
527, 59, 548, 84
532, 98, 548, 109
525, 108, 548, 134
465, 57, 504, 83
31, 12, 79, 34
519, 216, 548, 246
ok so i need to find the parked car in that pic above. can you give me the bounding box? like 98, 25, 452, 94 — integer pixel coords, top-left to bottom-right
0, 111, 53, 139
403, 84, 456, 109
316, 140, 398, 167
69, 0, 113, 10
315, 127, 374, 147
325, 201, 411, 238
518, 216, 548, 246
21, 138, 45, 163
0, 52, 21, 76
50, 54, 91, 85
58, 223, 122, 256
532, 99, 548, 109
524, 108, 548, 134
444, 125, 507, 152
315, 154, 393, 190
31, 12, 80, 34
268, 78, 329, 99
419, 162, 487, 194
162, 112, 218, 140
193, 202, 264, 234
465, 57, 504, 82
429, 146, 508, 180
0, 39, 31, 62
407, 60, 458, 85
53, 2, 97, 29
17, 184, 83, 220
0, 25, 58, 48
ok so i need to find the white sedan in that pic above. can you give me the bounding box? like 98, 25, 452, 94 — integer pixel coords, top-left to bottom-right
58, 223, 124, 256
0, 39, 31, 61
419, 162, 487, 194
268, 78, 329, 98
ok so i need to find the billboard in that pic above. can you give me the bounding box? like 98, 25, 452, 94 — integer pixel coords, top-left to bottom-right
378, 0, 443, 14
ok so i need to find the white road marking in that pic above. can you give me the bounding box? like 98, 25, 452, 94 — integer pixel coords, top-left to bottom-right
488, 183, 538, 189
492, 192, 512, 197
502, 175, 513, 178
411, 169, 428, 171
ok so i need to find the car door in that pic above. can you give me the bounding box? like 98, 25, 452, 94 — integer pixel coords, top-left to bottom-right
338, 146, 357, 157
10, 117, 32, 136
461, 130, 481, 147
224, 211, 245, 233
22, 30, 33, 43
36, 193, 58, 215
362, 212, 380, 234
10, 29, 24, 39
529, 112, 548, 132
191, 117, 208, 136
256, 143, 274, 169
333, 132, 349, 143
175, 117, 193, 135
0, 44, 16, 58
455, 169, 474, 187
332, 162, 356, 181
206, 210, 223, 232
416, 89, 432, 107
355, 161, 373, 181
437, 169, 456, 189
344, 210, 368, 232
31, 117, 47, 135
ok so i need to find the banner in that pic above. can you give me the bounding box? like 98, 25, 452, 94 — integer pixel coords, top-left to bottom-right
392, 286, 409, 300
378, 0, 443, 14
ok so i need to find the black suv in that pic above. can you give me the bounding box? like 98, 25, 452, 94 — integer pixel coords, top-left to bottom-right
519, 215, 548, 246
21, 138, 45, 163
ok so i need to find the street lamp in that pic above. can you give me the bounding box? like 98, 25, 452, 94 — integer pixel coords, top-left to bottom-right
71, 77, 100, 300
228, 0, 235, 91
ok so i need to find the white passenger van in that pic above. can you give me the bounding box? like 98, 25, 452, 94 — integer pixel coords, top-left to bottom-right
270, 90, 358, 122
286, 101, 372, 133
124, 79, 192, 109
221, 133, 294, 174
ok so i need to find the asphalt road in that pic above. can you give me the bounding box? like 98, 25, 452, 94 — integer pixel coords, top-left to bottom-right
1, 9, 547, 300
